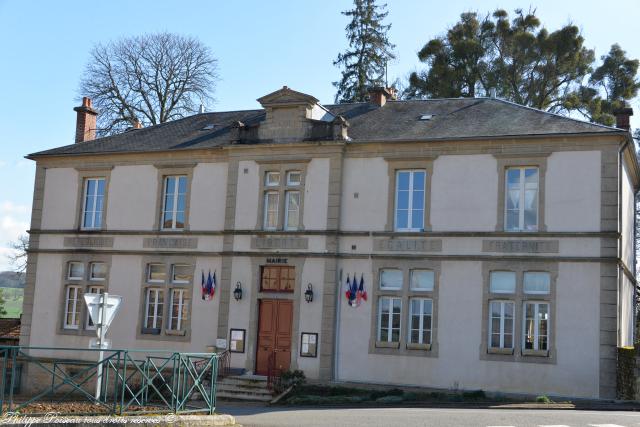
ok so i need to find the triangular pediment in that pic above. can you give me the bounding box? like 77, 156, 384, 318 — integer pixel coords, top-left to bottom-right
257, 86, 319, 108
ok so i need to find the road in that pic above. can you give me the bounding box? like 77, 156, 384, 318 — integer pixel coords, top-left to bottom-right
218, 404, 640, 427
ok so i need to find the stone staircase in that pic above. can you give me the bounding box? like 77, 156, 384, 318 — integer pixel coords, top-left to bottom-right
215, 374, 273, 402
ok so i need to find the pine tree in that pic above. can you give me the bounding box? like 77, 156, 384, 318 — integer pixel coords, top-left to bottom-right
333, 0, 395, 103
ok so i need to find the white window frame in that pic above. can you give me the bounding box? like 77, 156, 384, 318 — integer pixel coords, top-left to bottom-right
286, 171, 301, 186
263, 191, 279, 230
171, 264, 192, 284
394, 170, 426, 232
161, 175, 187, 230
89, 262, 107, 281
489, 271, 516, 294
379, 269, 403, 290
522, 301, 550, 351
523, 272, 551, 295
85, 285, 104, 329
265, 171, 280, 187
488, 300, 515, 350
377, 297, 402, 342
147, 263, 166, 283
168, 289, 188, 331
408, 298, 433, 345
144, 288, 164, 331
284, 190, 300, 231
81, 177, 105, 230
67, 262, 84, 280
64, 286, 81, 330
409, 269, 434, 291
505, 167, 539, 232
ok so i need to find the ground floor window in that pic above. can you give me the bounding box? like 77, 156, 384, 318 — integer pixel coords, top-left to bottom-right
85, 285, 104, 329
408, 298, 432, 345
144, 288, 164, 334
523, 302, 549, 351
168, 289, 190, 332
488, 300, 514, 350
64, 286, 81, 329
377, 297, 401, 343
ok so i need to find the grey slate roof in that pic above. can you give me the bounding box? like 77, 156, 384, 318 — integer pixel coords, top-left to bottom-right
29, 98, 624, 158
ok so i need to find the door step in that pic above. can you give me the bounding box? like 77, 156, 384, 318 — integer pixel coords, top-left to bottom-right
216, 375, 273, 403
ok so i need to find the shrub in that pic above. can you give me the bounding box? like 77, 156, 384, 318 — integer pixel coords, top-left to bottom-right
376, 395, 404, 403
274, 370, 306, 394
462, 390, 486, 400
536, 395, 552, 403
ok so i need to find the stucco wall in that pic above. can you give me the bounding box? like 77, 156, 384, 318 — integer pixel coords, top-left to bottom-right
235, 160, 259, 229
620, 273, 635, 347
41, 168, 78, 229
622, 161, 634, 270
303, 158, 330, 230
336, 260, 601, 398
190, 163, 228, 231
431, 154, 497, 231
546, 151, 601, 232
340, 157, 388, 231
106, 165, 157, 230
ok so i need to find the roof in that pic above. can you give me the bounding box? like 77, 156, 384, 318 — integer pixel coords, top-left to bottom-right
0, 318, 20, 340
29, 97, 625, 158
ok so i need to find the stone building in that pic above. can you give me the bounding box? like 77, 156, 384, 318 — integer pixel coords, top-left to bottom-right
21, 86, 638, 398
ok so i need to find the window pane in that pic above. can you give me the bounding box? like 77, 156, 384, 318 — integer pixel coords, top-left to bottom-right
397, 172, 410, 191
177, 176, 187, 193
172, 264, 192, 283
380, 269, 402, 290
413, 172, 425, 191
411, 208, 424, 229
523, 272, 550, 294
265, 172, 280, 186
68, 262, 84, 280
410, 270, 434, 291
264, 192, 279, 229
285, 191, 300, 230
396, 210, 408, 229
90, 263, 107, 280
148, 264, 165, 282
397, 190, 409, 210
287, 171, 301, 186
490, 271, 516, 293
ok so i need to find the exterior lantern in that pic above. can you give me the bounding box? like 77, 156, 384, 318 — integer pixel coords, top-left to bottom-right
304, 283, 314, 303
233, 282, 243, 301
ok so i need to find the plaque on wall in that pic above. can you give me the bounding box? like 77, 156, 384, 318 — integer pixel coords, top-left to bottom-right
482, 240, 559, 254
300, 332, 318, 358
143, 237, 198, 249
229, 329, 246, 353
373, 238, 442, 252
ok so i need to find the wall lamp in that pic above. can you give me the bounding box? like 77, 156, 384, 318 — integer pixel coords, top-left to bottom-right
304, 283, 314, 303
233, 282, 243, 301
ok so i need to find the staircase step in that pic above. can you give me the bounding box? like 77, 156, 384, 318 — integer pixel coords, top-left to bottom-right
216, 390, 273, 402
217, 384, 272, 396
218, 380, 269, 390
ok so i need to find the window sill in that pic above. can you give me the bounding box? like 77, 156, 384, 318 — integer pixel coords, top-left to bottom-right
406, 343, 431, 351
488, 347, 514, 355
521, 349, 549, 357
165, 329, 187, 336
375, 341, 400, 349
141, 328, 161, 335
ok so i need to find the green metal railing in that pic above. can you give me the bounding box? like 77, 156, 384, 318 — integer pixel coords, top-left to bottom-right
0, 346, 223, 416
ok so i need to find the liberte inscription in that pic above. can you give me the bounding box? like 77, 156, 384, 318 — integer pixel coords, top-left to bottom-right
143, 238, 198, 249
373, 239, 442, 252
482, 240, 559, 254
252, 237, 309, 250
63, 237, 114, 248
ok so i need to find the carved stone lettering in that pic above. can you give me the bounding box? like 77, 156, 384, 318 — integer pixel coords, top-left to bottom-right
63, 237, 114, 248
482, 240, 559, 254
251, 237, 309, 250
143, 238, 198, 249
373, 239, 442, 252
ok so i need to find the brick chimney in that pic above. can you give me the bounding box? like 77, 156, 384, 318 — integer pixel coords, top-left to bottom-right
614, 103, 633, 131
132, 118, 143, 129
73, 97, 98, 143
368, 87, 396, 107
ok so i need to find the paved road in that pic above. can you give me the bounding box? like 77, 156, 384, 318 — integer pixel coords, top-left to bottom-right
218, 404, 640, 427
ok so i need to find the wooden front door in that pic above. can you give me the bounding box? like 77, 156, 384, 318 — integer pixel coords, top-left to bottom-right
256, 299, 293, 375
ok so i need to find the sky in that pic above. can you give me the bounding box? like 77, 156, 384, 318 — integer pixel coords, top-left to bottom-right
0, 0, 638, 270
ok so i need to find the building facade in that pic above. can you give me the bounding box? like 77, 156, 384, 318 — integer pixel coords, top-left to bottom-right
21, 87, 639, 399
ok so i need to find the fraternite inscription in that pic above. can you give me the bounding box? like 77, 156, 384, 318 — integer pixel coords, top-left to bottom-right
143, 238, 198, 249
373, 239, 442, 252
482, 240, 559, 254
63, 237, 114, 248
252, 237, 309, 250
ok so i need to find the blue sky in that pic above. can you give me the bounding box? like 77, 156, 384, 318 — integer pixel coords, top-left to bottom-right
0, 0, 638, 269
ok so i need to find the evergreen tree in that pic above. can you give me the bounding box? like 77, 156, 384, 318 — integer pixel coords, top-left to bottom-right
333, 0, 396, 103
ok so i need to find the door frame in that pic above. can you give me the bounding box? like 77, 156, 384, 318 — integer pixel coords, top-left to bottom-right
245, 258, 304, 374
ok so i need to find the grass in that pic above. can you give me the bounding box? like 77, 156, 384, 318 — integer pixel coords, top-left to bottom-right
0, 287, 23, 318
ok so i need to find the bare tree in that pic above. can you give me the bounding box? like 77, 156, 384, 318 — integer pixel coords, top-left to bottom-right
7, 234, 29, 275
80, 32, 218, 136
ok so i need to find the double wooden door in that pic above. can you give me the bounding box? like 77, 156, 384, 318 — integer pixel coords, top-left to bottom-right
256, 299, 293, 375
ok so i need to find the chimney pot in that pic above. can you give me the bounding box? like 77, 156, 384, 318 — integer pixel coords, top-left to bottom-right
368, 86, 395, 107
73, 97, 98, 143
614, 104, 633, 131
133, 119, 143, 129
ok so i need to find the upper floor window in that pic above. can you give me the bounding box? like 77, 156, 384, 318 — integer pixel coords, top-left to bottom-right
161, 176, 187, 230
81, 178, 105, 229
395, 170, 425, 232
505, 167, 538, 231
262, 169, 303, 231
379, 269, 402, 290
68, 262, 84, 280
90, 262, 107, 281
